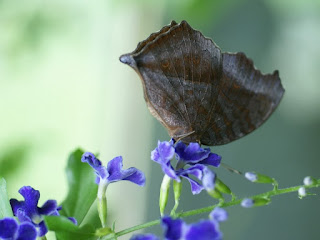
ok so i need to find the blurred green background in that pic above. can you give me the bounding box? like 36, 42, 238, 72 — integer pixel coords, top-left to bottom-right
1, 0, 320, 239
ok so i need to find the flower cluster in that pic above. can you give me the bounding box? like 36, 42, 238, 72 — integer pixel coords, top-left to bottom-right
151, 140, 221, 194
0, 186, 76, 239
1, 141, 228, 239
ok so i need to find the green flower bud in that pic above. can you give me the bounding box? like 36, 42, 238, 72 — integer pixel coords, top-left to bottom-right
170, 180, 182, 216
208, 189, 223, 200
215, 178, 232, 195
253, 197, 271, 206
159, 175, 172, 216
241, 197, 270, 208
245, 172, 275, 184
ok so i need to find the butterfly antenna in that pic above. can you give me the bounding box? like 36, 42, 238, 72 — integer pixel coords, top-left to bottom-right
220, 162, 242, 175
174, 131, 195, 143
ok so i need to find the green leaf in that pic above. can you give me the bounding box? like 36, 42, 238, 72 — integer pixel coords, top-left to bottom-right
44, 215, 97, 240
0, 178, 13, 218
59, 149, 98, 225
80, 200, 101, 229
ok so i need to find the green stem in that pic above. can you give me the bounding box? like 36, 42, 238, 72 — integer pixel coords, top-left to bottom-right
98, 179, 108, 228
102, 181, 320, 239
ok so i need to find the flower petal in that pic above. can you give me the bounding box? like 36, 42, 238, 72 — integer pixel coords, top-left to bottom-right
199, 153, 221, 167
202, 168, 215, 192
179, 164, 206, 180
178, 164, 212, 194
107, 156, 123, 175
15, 208, 32, 223
175, 142, 210, 163
81, 152, 102, 167
0, 217, 18, 238
19, 186, 40, 206
17, 222, 37, 240
210, 207, 228, 222
38, 221, 48, 236
39, 200, 59, 216
106, 156, 146, 186
10, 199, 24, 218
122, 168, 146, 186
162, 216, 184, 240
180, 175, 204, 195
161, 164, 180, 181
185, 220, 222, 240
151, 141, 175, 164
82, 152, 108, 179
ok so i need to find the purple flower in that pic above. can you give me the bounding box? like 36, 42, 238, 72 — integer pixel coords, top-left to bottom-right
151, 141, 220, 194
9, 186, 61, 237
0, 218, 37, 240
81, 152, 146, 187
82, 152, 146, 227
161, 207, 227, 240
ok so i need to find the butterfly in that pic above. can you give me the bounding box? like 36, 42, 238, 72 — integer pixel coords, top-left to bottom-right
119, 20, 284, 146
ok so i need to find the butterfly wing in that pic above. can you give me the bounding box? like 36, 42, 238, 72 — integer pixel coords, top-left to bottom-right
199, 52, 284, 145
120, 21, 222, 141
120, 21, 284, 146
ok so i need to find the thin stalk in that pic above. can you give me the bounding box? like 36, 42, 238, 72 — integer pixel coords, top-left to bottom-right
102, 180, 320, 239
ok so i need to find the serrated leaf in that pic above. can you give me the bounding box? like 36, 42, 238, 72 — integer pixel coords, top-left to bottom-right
59, 149, 98, 225
0, 178, 13, 218
44, 215, 97, 240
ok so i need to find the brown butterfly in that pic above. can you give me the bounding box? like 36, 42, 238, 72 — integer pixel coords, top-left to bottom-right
120, 20, 284, 146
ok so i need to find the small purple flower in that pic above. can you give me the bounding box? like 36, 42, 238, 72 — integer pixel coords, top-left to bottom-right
151, 140, 220, 194
0, 218, 37, 240
82, 152, 146, 227
161, 207, 227, 240
82, 152, 146, 187
10, 186, 60, 237
241, 198, 254, 208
